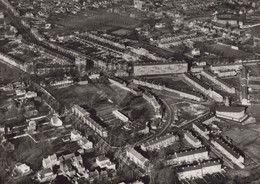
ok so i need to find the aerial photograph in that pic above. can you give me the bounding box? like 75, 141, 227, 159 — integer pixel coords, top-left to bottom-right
1, 0, 260, 184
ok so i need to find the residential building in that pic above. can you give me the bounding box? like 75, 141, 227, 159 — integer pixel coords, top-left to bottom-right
77, 137, 93, 150
177, 160, 222, 180
191, 113, 217, 139
240, 67, 250, 105
42, 154, 60, 169
184, 131, 202, 148
201, 70, 236, 94
192, 122, 210, 140
113, 110, 129, 123
143, 92, 162, 118
182, 73, 223, 102
50, 77, 73, 88
37, 169, 57, 183
71, 130, 82, 141
215, 106, 248, 122
214, 70, 237, 77
14, 163, 31, 175
211, 136, 244, 168
72, 105, 90, 119
72, 105, 108, 137
96, 155, 116, 170
133, 61, 188, 76
166, 147, 209, 165
141, 133, 178, 151
126, 148, 151, 171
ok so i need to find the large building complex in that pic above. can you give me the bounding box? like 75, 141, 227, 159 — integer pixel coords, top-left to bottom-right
133, 61, 188, 76
215, 106, 248, 122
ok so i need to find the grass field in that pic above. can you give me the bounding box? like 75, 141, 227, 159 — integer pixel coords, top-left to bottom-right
209, 44, 251, 58
48, 11, 141, 31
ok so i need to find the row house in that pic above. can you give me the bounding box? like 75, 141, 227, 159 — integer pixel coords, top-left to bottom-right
201, 70, 236, 94
211, 136, 244, 168
184, 131, 202, 148
126, 148, 151, 172
177, 160, 222, 180
72, 105, 108, 137
141, 133, 178, 151
182, 73, 223, 102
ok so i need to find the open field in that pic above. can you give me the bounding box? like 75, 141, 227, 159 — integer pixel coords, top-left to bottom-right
209, 44, 251, 58
222, 122, 260, 162
48, 11, 141, 31
0, 62, 23, 83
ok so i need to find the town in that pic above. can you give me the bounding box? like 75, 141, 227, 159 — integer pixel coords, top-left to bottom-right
1, 0, 260, 184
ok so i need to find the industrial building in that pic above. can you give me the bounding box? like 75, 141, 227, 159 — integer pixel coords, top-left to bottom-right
215, 106, 248, 122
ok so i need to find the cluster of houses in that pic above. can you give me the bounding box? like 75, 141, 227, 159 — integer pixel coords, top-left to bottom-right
38, 150, 117, 183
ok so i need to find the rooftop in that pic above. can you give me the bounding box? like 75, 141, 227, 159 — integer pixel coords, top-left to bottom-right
216, 106, 245, 113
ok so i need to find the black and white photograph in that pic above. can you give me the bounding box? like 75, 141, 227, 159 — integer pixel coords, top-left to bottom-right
0, 0, 260, 183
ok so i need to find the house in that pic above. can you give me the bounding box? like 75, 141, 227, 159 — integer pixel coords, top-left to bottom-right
96, 155, 116, 170
37, 169, 57, 183
166, 147, 209, 165
14, 163, 31, 175
71, 130, 82, 141
42, 154, 60, 169
78, 137, 93, 150
60, 160, 76, 177
15, 89, 26, 96
215, 106, 248, 122
25, 91, 37, 99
